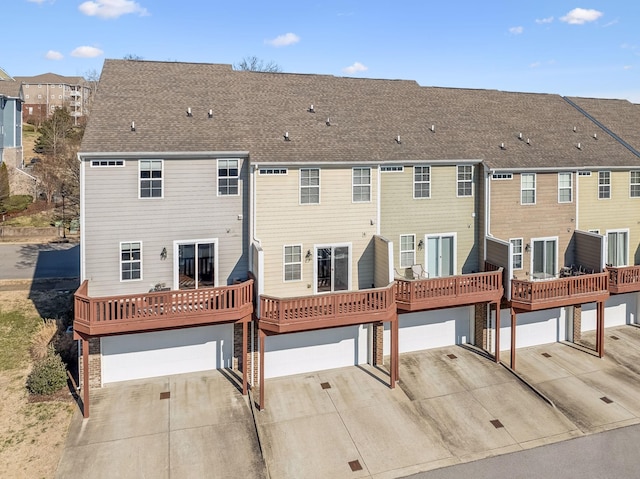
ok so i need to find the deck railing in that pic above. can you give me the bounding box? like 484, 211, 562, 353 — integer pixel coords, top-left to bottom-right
607, 265, 640, 294
511, 272, 608, 306
74, 279, 254, 335
260, 284, 395, 331
395, 270, 503, 310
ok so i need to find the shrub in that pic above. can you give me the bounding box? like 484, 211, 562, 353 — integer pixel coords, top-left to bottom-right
1, 195, 33, 214
30, 319, 58, 361
26, 353, 68, 395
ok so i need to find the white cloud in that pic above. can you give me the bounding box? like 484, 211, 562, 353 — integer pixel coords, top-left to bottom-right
45, 50, 64, 60
603, 19, 618, 28
71, 46, 104, 58
27, 0, 47, 4
529, 61, 542, 68
535, 16, 554, 24
623, 65, 633, 70
342, 62, 368, 74
509, 26, 523, 35
79, 0, 148, 19
560, 8, 603, 25
265, 33, 300, 47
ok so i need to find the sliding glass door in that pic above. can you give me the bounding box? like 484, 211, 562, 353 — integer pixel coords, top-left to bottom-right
175, 240, 216, 289
316, 245, 350, 293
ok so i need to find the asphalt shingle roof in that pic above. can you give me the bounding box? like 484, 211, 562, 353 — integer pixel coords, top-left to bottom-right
81, 59, 640, 170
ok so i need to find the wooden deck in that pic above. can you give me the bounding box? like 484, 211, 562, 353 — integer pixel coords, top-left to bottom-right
510, 272, 609, 311
259, 284, 396, 333
395, 270, 503, 312
607, 265, 640, 294
73, 279, 254, 336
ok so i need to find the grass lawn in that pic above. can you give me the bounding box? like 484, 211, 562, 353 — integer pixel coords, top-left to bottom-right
0, 290, 75, 479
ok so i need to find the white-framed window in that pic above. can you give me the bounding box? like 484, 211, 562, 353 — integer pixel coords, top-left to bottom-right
300, 168, 320, 204
457, 165, 473, 197
380, 165, 404, 173
598, 171, 611, 199
91, 159, 124, 167
521, 173, 536, 204
218, 159, 239, 196
259, 168, 287, 175
492, 173, 513, 180
352, 167, 371, 202
283, 245, 302, 281
139, 159, 163, 198
414, 165, 430, 198
558, 172, 572, 203
630, 171, 640, 198
607, 230, 628, 267
510, 238, 523, 270
120, 242, 142, 281
399, 234, 416, 268
578, 171, 592, 176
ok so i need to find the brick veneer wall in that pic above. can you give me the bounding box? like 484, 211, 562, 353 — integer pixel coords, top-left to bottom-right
373, 323, 384, 365
573, 305, 581, 342
78, 337, 102, 389
474, 303, 489, 351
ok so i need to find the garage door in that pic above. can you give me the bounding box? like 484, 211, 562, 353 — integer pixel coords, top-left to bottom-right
101, 324, 233, 385
264, 325, 368, 379
495, 307, 567, 351
384, 306, 473, 355
581, 294, 638, 331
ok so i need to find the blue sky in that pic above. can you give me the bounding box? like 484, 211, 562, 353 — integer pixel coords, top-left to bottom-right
3, 0, 639, 101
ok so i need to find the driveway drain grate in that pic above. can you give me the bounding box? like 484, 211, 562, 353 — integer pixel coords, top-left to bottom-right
490, 419, 504, 429
611, 335, 619, 340
320, 382, 331, 390
348, 460, 363, 471
447, 354, 458, 359
160, 392, 170, 400
600, 396, 613, 404
541, 353, 552, 358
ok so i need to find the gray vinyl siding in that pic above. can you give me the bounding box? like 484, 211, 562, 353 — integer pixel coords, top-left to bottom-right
82, 156, 249, 297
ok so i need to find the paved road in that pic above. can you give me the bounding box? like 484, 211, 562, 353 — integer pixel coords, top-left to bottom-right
408, 423, 640, 479
0, 242, 79, 280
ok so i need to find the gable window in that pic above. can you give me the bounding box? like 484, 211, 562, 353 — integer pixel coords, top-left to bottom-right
558, 172, 572, 203
91, 159, 124, 167
399, 235, 416, 268
300, 168, 320, 204
381, 166, 404, 172
414, 166, 430, 198
510, 238, 523, 270
521, 173, 536, 204
598, 171, 611, 199
352, 167, 371, 202
630, 171, 640, 198
284, 245, 302, 281
218, 159, 239, 195
259, 168, 287, 175
492, 173, 513, 180
578, 171, 592, 176
120, 242, 142, 281
457, 165, 473, 197
139, 160, 163, 198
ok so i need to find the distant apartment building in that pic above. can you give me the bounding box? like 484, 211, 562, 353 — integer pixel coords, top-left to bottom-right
0, 68, 23, 167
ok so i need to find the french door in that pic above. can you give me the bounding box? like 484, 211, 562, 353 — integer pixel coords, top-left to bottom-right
532, 238, 557, 279
316, 245, 350, 293
175, 240, 216, 289
426, 234, 455, 278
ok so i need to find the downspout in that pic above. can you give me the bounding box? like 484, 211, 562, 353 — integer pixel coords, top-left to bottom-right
78, 153, 86, 282
376, 165, 381, 236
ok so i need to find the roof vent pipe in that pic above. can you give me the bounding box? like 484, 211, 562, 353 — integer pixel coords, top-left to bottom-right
208, 109, 213, 118
430, 124, 435, 132
187, 107, 192, 117
577, 142, 582, 150
518, 132, 523, 140
130, 121, 135, 132
309, 104, 315, 113
500, 142, 505, 149
284, 131, 290, 141
593, 133, 597, 139
396, 135, 401, 144
573, 126, 577, 132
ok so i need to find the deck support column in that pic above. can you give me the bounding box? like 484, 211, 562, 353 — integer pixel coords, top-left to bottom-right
242, 319, 248, 395
82, 336, 90, 418
390, 318, 398, 388
596, 301, 605, 358
494, 302, 501, 363
510, 308, 517, 370
258, 328, 265, 410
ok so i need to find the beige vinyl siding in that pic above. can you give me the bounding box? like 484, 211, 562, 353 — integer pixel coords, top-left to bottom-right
256, 166, 378, 297
578, 170, 640, 265
82, 157, 249, 296
373, 235, 393, 287
380, 164, 478, 274
489, 172, 576, 279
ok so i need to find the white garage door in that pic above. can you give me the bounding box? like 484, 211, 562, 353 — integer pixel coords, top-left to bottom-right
101, 324, 233, 385
264, 325, 368, 379
384, 306, 473, 355
581, 294, 639, 332
496, 307, 567, 351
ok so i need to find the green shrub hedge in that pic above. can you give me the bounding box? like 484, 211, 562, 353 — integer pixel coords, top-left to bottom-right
1, 195, 33, 213
26, 353, 68, 395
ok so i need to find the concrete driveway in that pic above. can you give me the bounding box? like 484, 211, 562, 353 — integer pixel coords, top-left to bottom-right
514, 338, 640, 434
254, 346, 580, 479
55, 370, 267, 479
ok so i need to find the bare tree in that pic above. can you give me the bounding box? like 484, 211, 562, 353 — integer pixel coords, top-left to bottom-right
234, 56, 282, 73
123, 54, 144, 60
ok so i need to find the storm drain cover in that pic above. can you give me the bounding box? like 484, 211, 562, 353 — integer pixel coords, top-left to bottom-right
600, 396, 613, 404
348, 460, 363, 471
447, 354, 458, 360
611, 335, 620, 340
320, 382, 331, 390
160, 392, 170, 400
490, 419, 504, 429
541, 353, 552, 358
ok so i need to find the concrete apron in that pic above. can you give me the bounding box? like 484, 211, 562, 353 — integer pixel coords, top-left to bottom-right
55, 370, 267, 479
253, 346, 581, 479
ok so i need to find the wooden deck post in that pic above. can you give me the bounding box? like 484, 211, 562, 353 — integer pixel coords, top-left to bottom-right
494, 302, 501, 363
390, 318, 398, 388
242, 319, 248, 395
82, 337, 90, 418
258, 329, 265, 410
510, 308, 517, 370
597, 301, 605, 358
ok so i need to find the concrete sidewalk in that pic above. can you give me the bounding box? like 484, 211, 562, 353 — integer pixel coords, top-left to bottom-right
55, 371, 267, 479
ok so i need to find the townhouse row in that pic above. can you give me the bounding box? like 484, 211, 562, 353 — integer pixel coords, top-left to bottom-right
73, 60, 640, 416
